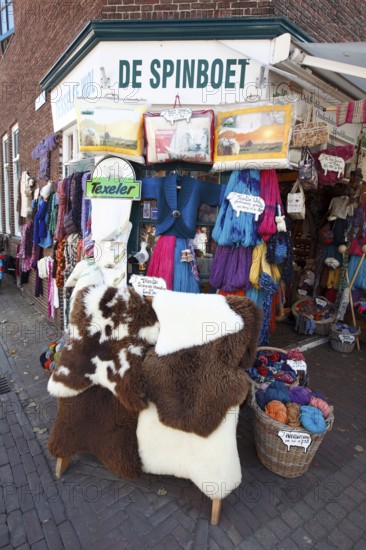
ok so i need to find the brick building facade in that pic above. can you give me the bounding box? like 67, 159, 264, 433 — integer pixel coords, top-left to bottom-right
0, 0, 365, 315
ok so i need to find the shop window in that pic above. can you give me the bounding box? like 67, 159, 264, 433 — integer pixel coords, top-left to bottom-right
63, 124, 95, 176
2, 134, 11, 234
0, 1, 14, 53
12, 124, 20, 236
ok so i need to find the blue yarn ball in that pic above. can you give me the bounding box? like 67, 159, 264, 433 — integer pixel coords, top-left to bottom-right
300, 405, 327, 434
264, 380, 290, 405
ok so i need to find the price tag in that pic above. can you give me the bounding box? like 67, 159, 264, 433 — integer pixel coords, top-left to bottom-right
160, 107, 192, 125
316, 298, 328, 308
130, 275, 167, 297
338, 334, 355, 344
226, 192, 265, 220
318, 154, 345, 177
278, 430, 312, 453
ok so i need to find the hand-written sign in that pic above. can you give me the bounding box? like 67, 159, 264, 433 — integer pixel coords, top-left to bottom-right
278, 430, 312, 453
86, 178, 141, 200
160, 107, 192, 125
316, 297, 328, 308
338, 334, 355, 344
130, 275, 167, 297
227, 192, 265, 220
318, 154, 345, 177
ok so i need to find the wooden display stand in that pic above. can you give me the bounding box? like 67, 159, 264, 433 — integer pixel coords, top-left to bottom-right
54, 456, 222, 525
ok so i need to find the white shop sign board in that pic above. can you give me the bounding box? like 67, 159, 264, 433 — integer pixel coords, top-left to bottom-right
50, 36, 291, 132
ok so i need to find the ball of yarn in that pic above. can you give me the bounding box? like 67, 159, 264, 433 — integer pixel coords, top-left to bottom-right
286, 402, 301, 427
256, 389, 267, 410
258, 366, 269, 377
265, 400, 288, 424
265, 380, 290, 404
289, 386, 312, 406
300, 405, 327, 434
269, 353, 280, 362
309, 396, 331, 419
278, 373, 297, 385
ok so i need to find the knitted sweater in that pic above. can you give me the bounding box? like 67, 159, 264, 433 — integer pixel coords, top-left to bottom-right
142, 174, 226, 239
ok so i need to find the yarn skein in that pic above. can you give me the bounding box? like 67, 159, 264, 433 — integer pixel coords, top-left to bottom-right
265, 400, 288, 424
300, 405, 327, 434
289, 386, 312, 406
309, 396, 331, 418
264, 380, 290, 405
286, 402, 301, 427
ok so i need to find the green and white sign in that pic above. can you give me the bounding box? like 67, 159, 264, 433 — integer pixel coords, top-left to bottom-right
86, 177, 141, 199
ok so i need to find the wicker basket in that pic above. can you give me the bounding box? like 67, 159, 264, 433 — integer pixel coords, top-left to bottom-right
292, 297, 336, 336
250, 389, 334, 478
329, 324, 361, 353
247, 347, 300, 389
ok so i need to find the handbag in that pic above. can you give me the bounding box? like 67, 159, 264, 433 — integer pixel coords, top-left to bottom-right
298, 147, 318, 190
286, 180, 306, 220
290, 109, 328, 148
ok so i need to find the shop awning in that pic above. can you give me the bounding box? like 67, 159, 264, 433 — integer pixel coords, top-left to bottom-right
288, 41, 366, 100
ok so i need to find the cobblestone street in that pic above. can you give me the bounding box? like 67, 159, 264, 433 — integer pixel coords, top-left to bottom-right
1, 277, 366, 549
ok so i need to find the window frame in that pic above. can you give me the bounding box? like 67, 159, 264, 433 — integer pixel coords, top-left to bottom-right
0, 0, 14, 46
2, 133, 11, 234
12, 123, 20, 236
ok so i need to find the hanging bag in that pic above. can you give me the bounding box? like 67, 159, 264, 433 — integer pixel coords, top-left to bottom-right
298, 147, 318, 190
290, 108, 328, 148
287, 180, 306, 220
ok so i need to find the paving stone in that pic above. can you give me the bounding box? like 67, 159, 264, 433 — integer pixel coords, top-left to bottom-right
253, 525, 279, 548
193, 519, 209, 550
266, 518, 291, 540
281, 508, 303, 529
1, 433, 15, 449
338, 518, 364, 542
343, 485, 365, 505
315, 509, 339, 529
21, 453, 36, 475
57, 521, 82, 550
293, 500, 315, 521
7, 445, 22, 467
12, 463, 27, 488
290, 526, 314, 549
0, 446, 8, 467
7, 509, 26, 547
327, 527, 354, 550
353, 539, 366, 550
0, 523, 10, 548
303, 518, 327, 539
30, 540, 48, 550
23, 509, 44, 545
15, 437, 29, 456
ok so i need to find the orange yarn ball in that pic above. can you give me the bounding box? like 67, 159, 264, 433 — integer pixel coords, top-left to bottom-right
265, 400, 288, 424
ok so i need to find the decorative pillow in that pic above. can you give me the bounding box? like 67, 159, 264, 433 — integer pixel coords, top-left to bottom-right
76, 98, 147, 162
213, 103, 293, 172
144, 110, 214, 165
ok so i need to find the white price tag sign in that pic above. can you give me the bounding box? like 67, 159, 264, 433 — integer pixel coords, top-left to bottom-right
338, 334, 355, 344
316, 298, 328, 308
278, 430, 312, 453
130, 275, 167, 297
318, 154, 345, 177
227, 192, 265, 220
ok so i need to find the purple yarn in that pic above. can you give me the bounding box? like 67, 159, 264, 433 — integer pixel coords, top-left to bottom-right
32, 133, 59, 180
289, 386, 312, 406
210, 246, 230, 288
256, 389, 267, 410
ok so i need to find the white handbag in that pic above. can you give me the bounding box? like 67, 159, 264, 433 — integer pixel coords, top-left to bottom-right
287, 180, 306, 220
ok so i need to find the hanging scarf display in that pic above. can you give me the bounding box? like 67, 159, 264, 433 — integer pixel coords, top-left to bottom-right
19, 221, 34, 272
31, 133, 59, 180
54, 176, 71, 241
47, 192, 58, 236
210, 245, 252, 292
257, 169, 283, 242
212, 170, 261, 247
259, 272, 279, 345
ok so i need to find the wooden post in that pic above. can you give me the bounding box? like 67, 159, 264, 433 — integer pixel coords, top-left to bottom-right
55, 457, 71, 478
211, 499, 222, 525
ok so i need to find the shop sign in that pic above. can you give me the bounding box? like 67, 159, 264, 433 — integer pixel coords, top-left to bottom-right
50, 37, 289, 131
278, 430, 312, 453
130, 275, 167, 297
87, 156, 141, 199
86, 178, 141, 199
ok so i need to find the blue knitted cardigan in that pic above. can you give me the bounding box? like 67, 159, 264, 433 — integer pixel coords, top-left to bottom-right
142, 174, 226, 239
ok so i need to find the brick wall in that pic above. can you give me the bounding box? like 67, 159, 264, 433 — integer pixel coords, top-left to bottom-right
274, 0, 366, 42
